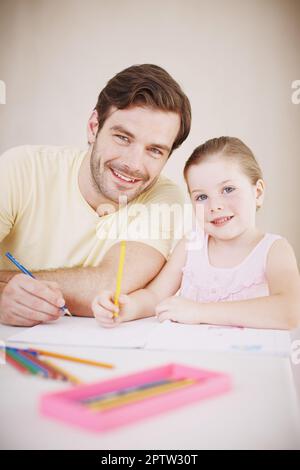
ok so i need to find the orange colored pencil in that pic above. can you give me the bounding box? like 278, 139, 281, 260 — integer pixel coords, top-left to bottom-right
28, 348, 114, 369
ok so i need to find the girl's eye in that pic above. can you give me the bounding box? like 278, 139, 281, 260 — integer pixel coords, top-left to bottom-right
196, 194, 208, 202
223, 186, 235, 194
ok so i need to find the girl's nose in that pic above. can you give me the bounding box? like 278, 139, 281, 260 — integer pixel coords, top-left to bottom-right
209, 199, 224, 212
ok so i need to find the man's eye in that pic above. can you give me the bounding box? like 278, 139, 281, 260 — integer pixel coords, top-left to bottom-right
115, 134, 129, 143
150, 148, 163, 157
223, 186, 235, 194
196, 194, 207, 202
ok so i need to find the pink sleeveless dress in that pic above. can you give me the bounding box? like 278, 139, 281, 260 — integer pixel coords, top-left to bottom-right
180, 233, 282, 303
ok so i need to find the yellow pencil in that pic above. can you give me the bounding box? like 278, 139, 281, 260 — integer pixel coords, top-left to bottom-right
88, 378, 196, 411
113, 240, 126, 318
28, 348, 114, 369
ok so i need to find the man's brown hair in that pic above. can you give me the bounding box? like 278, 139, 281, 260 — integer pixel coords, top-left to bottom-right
95, 64, 191, 154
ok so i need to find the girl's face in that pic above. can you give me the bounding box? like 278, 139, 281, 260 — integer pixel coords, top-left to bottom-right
186, 155, 264, 241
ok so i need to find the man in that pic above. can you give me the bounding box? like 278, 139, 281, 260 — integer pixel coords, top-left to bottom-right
0, 64, 191, 326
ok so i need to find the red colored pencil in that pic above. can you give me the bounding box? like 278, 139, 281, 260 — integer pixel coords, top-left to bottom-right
20, 351, 63, 380
5, 351, 31, 374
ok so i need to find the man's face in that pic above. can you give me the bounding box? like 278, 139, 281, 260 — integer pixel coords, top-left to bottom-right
90, 106, 180, 204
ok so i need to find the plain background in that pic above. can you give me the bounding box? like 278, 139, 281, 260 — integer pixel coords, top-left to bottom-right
0, 0, 299, 261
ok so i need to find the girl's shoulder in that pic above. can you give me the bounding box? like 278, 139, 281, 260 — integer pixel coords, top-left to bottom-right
241, 233, 284, 272
265, 235, 300, 304
266, 235, 297, 268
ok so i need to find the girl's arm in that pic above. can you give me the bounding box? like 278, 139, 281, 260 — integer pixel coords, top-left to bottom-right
92, 238, 187, 326
128, 238, 187, 319
157, 239, 300, 330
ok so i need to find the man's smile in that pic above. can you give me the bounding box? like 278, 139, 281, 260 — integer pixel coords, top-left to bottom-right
109, 166, 144, 185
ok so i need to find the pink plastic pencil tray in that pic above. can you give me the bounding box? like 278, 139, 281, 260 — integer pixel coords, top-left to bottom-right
40, 363, 232, 432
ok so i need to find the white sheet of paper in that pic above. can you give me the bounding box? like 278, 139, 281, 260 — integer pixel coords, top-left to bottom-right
7, 316, 157, 349
7, 316, 291, 356
146, 320, 291, 356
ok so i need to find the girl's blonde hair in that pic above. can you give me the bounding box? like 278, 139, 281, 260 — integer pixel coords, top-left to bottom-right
183, 136, 263, 185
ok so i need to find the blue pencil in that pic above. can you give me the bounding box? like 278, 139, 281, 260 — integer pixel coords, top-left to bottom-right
5, 252, 72, 316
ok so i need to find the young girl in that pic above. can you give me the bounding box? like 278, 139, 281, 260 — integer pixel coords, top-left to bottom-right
92, 137, 300, 330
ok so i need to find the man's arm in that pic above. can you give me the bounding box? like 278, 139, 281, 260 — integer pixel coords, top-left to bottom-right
0, 241, 166, 324
36, 241, 166, 317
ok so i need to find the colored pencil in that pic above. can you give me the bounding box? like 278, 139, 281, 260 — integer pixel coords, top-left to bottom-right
19, 351, 62, 380
81, 378, 176, 404
5, 351, 31, 375
16, 350, 52, 377
6, 349, 45, 376
113, 240, 126, 318
88, 378, 196, 411
41, 359, 82, 384
5, 252, 72, 316
27, 348, 114, 369
4, 347, 81, 382
5, 346, 114, 370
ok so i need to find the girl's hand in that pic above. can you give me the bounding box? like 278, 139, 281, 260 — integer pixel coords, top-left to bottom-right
92, 290, 137, 328
155, 296, 201, 324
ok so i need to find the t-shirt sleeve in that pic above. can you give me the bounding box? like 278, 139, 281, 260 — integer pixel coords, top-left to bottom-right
122, 178, 185, 259
0, 147, 25, 243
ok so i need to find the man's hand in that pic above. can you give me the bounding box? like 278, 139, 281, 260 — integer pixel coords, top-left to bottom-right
92, 290, 138, 328
0, 273, 66, 326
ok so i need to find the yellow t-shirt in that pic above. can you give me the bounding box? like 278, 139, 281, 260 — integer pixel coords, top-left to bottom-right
0, 145, 184, 271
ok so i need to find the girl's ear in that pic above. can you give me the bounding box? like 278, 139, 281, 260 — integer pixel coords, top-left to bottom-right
255, 179, 265, 209
87, 110, 99, 145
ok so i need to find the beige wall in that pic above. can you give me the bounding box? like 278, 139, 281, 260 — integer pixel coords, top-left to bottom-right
0, 0, 300, 260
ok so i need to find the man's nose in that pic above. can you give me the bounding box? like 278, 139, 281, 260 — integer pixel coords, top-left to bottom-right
123, 144, 144, 174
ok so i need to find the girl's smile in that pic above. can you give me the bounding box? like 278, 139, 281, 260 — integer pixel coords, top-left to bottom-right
210, 215, 234, 226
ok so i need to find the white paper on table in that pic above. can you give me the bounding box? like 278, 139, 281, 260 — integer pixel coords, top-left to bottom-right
7, 316, 291, 356
145, 320, 291, 356
7, 316, 157, 349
